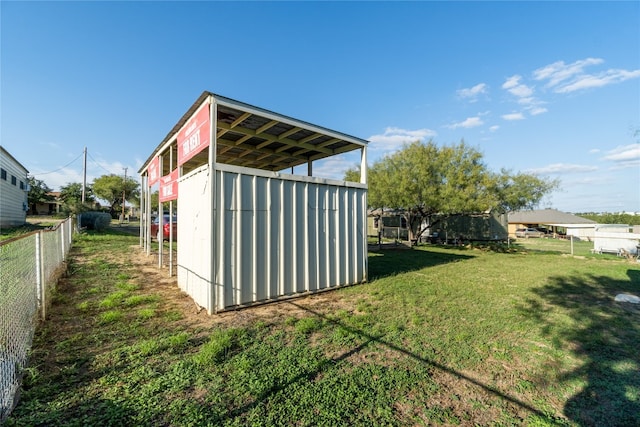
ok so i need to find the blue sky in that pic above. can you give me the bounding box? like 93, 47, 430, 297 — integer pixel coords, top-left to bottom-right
2, 1, 638, 213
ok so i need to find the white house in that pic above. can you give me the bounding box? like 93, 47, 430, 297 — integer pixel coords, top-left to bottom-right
508, 209, 597, 239
0, 146, 29, 228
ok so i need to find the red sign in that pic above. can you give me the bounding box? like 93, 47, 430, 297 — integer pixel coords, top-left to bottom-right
159, 169, 178, 202
178, 102, 210, 166
148, 156, 160, 187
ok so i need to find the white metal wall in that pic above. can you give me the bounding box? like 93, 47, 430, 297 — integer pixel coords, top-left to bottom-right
177, 163, 367, 313
0, 148, 28, 227
177, 165, 212, 309
593, 227, 640, 255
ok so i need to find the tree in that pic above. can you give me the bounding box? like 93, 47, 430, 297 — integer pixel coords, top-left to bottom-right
92, 174, 140, 218
345, 140, 558, 242
59, 182, 95, 214
27, 176, 53, 214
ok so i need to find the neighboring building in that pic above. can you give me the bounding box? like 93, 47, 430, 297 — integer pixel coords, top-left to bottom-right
593, 224, 640, 255
428, 211, 508, 243
31, 192, 64, 215
367, 209, 409, 241
0, 146, 29, 227
508, 208, 597, 239
368, 209, 508, 244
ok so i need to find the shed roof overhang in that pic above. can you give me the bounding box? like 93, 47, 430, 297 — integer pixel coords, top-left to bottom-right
139, 91, 369, 176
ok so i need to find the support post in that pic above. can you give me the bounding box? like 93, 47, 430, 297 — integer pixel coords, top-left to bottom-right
35, 232, 45, 320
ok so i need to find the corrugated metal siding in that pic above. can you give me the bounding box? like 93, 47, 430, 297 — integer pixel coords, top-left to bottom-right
177, 166, 212, 309
0, 150, 28, 227
210, 165, 366, 312
177, 164, 367, 313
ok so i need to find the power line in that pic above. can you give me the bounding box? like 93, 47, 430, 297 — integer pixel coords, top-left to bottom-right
87, 151, 120, 175
31, 151, 84, 176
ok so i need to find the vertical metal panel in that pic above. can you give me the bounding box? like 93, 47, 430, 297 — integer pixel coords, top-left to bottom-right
307, 184, 318, 292
177, 166, 211, 311
268, 178, 280, 299
255, 176, 268, 301
295, 181, 307, 293
281, 180, 294, 296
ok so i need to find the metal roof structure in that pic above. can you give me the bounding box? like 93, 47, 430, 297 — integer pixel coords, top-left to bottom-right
140, 91, 368, 176
508, 209, 596, 226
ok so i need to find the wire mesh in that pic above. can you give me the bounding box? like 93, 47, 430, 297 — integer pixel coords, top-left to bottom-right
0, 217, 74, 422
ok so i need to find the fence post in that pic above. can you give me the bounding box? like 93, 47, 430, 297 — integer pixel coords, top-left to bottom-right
35, 231, 45, 320
61, 220, 66, 261
570, 234, 574, 256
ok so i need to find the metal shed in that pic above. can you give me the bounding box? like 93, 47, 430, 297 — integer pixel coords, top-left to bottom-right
139, 92, 368, 313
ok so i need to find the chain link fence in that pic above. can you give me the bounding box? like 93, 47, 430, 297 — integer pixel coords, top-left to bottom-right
0, 217, 74, 422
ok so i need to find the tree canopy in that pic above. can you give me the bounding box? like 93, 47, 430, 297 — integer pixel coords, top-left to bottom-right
27, 177, 53, 214
92, 174, 140, 217
345, 140, 558, 241
59, 182, 96, 214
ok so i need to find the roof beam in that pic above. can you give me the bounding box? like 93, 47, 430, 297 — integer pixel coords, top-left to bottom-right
217, 136, 307, 163
256, 120, 279, 135
217, 121, 332, 154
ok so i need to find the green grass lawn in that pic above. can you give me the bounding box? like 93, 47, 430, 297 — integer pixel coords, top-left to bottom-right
7, 231, 640, 426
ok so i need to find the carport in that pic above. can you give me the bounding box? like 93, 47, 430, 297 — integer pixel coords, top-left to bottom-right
138, 91, 368, 313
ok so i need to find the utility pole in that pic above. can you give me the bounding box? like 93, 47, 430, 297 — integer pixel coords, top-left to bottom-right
122, 167, 128, 222
81, 147, 87, 203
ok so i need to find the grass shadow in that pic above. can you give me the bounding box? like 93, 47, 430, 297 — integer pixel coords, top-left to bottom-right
368, 246, 475, 280
520, 268, 640, 426
220, 300, 552, 423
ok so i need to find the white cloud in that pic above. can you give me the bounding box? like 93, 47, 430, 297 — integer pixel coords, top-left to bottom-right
489, 125, 500, 132
457, 83, 488, 102
501, 112, 525, 121
502, 75, 534, 98
311, 154, 359, 181
368, 127, 437, 153
555, 69, 640, 93
602, 144, 640, 169
589, 148, 601, 154
524, 163, 599, 175
533, 58, 640, 93
533, 58, 604, 87
529, 107, 548, 116
502, 75, 521, 89
447, 117, 484, 129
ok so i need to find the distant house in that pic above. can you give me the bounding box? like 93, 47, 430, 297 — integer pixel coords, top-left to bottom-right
31, 192, 64, 215
368, 209, 508, 244
0, 146, 29, 227
508, 209, 597, 239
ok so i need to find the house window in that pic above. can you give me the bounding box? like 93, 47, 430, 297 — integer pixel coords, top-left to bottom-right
11, 175, 17, 185
20, 181, 24, 190
0, 169, 6, 180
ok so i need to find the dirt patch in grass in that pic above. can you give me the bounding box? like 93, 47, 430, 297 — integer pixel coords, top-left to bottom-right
126, 246, 359, 330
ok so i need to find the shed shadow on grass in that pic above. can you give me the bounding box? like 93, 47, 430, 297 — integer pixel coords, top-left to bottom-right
368, 246, 475, 280
520, 268, 640, 426
224, 298, 552, 424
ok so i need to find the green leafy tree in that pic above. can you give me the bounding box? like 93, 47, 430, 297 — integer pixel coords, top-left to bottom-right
59, 182, 95, 214
27, 177, 53, 214
92, 174, 140, 218
345, 140, 558, 242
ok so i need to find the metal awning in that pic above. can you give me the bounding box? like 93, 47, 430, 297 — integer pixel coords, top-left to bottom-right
139, 91, 368, 176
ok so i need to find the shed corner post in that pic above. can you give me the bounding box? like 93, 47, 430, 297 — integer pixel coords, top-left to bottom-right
360, 146, 367, 185
208, 95, 217, 315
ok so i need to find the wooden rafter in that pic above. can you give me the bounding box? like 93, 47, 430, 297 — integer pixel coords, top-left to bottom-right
216, 122, 332, 155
